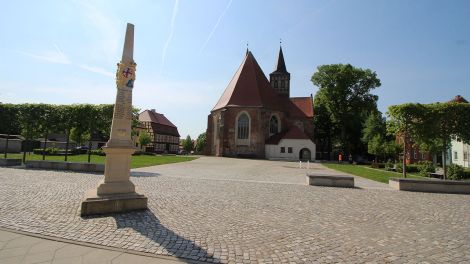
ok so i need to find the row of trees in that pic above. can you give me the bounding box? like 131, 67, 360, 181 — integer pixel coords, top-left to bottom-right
388, 102, 470, 179
0, 103, 139, 162
180, 133, 206, 153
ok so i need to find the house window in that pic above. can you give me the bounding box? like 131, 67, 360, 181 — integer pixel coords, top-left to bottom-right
421, 153, 425, 159
269, 115, 279, 134
464, 152, 468, 161
413, 151, 417, 159
237, 113, 249, 139
454, 151, 458, 160
288, 147, 292, 153
281, 147, 285, 153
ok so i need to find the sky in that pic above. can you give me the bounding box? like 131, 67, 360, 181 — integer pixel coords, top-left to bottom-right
1, 0, 469, 138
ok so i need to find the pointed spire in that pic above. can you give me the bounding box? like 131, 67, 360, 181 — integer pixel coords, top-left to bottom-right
121, 23, 134, 64
246, 42, 249, 55
274, 45, 287, 73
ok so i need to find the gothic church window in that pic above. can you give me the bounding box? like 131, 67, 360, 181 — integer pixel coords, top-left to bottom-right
237, 113, 249, 140
269, 116, 279, 134
274, 80, 278, 88
281, 80, 285, 88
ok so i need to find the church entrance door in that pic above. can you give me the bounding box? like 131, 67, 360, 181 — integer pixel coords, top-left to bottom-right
299, 148, 311, 161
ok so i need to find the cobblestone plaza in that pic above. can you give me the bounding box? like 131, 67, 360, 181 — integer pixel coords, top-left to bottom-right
0, 157, 469, 263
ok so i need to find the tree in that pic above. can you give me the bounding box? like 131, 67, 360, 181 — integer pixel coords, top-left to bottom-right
18, 104, 47, 162
312, 64, 381, 159
0, 104, 20, 158
182, 135, 193, 152
195, 132, 206, 153
362, 111, 386, 162
422, 103, 470, 179
138, 131, 151, 151
387, 103, 427, 178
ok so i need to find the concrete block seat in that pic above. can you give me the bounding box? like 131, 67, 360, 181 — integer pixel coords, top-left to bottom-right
0, 158, 22, 166
25, 160, 104, 173
306, 173, 355, 188
389, 178, 470, 194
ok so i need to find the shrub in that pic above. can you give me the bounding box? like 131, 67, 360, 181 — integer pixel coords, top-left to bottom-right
395, 163, 403, 173
447, 164, 465, 180
33, 148, 60, 155
407, 164, 419, 173
417, 161, 435, 176
370, 163, 385, 169
90, 149, 105, 156
385, 160, 394, 171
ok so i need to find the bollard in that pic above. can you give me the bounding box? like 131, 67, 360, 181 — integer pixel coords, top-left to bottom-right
299, 161, 302, 169
307, 160, 310, 169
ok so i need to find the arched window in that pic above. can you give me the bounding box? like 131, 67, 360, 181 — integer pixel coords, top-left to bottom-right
237, 113, 249, 139
281, 80, 285, 88
274, 80, 278, 88
269, 116, 279, 134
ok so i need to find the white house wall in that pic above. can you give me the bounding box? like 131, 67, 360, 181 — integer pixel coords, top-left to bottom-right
451, 139, 470, 168
265, 139, 316, 161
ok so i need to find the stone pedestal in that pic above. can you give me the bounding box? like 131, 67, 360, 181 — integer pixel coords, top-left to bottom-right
80, 23, 148, 216
81, 189, 147, 216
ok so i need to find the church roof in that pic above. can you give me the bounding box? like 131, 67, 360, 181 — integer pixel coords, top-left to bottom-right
139, 109, 177, 128
289, 97, 314, 117
212, 51, 280, 111
265, 126, 311, 145
449, 95, 468, 103
271, 46, 289, 75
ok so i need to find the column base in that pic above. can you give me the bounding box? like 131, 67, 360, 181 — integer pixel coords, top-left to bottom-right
80, 188, 148, 216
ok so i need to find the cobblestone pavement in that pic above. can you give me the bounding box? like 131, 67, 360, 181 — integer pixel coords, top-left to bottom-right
0, 157, 469, 263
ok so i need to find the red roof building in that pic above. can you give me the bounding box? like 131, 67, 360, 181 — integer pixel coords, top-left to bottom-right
206, 48, 315, 160
139, 109, 180, 153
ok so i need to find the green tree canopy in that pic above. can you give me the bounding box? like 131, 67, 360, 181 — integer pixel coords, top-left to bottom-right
138, 130, 152, 149
182, 135, 193, 152
195, 132, 206, 153
312, 64, 381, 157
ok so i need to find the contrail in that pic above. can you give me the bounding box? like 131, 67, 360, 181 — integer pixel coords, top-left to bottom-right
199, 0, 233, 54
160, 0, 179, 76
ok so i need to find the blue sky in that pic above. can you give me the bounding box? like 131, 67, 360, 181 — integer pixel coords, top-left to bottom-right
1, 0, 469, 138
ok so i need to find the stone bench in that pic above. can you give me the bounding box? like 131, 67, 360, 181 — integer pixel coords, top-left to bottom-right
25, 160, 104, 173
0, 158, 22, 167
389, 178, 470, 195
306, 174, 355, 188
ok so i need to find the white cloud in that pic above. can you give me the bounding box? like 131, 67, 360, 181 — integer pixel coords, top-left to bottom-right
19, 44, 71, 64
79, 64, 115, 77
199, 0, 233, 54
160, 0, 179, 76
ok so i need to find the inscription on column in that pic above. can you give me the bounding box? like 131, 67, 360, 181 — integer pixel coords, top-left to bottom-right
114, 88, 132, 120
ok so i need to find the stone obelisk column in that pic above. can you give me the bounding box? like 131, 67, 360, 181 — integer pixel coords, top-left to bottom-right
81, 23, 147, 216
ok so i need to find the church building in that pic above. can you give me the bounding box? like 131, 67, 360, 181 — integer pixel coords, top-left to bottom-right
206, 47, 316, 161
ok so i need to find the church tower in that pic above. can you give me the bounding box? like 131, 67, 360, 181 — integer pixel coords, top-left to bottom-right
269, 46, 290, 97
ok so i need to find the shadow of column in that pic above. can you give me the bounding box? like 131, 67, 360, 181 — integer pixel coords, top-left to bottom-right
109, 210, 217, 263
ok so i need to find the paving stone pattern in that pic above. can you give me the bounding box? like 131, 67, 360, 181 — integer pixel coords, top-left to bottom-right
0, 157, 469, 263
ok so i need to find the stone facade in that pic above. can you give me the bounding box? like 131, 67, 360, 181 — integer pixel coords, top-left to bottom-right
206, 48, 315, 159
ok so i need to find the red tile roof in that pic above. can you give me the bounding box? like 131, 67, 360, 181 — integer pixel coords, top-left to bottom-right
212, 51, 280, 111
288, 97, 314, 118
139, 110, 177, 128
265, 126, 311, 145
212, 51, 314, 119
449, 95, 468, 103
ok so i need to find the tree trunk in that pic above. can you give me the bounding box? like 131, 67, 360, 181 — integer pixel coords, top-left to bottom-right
87, 140, 92, 163
64, 130, 70, 162
442, 138, 447, 180
42, 132, 48, 161
402, 135, 407, 178
4, 134, 9, 158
